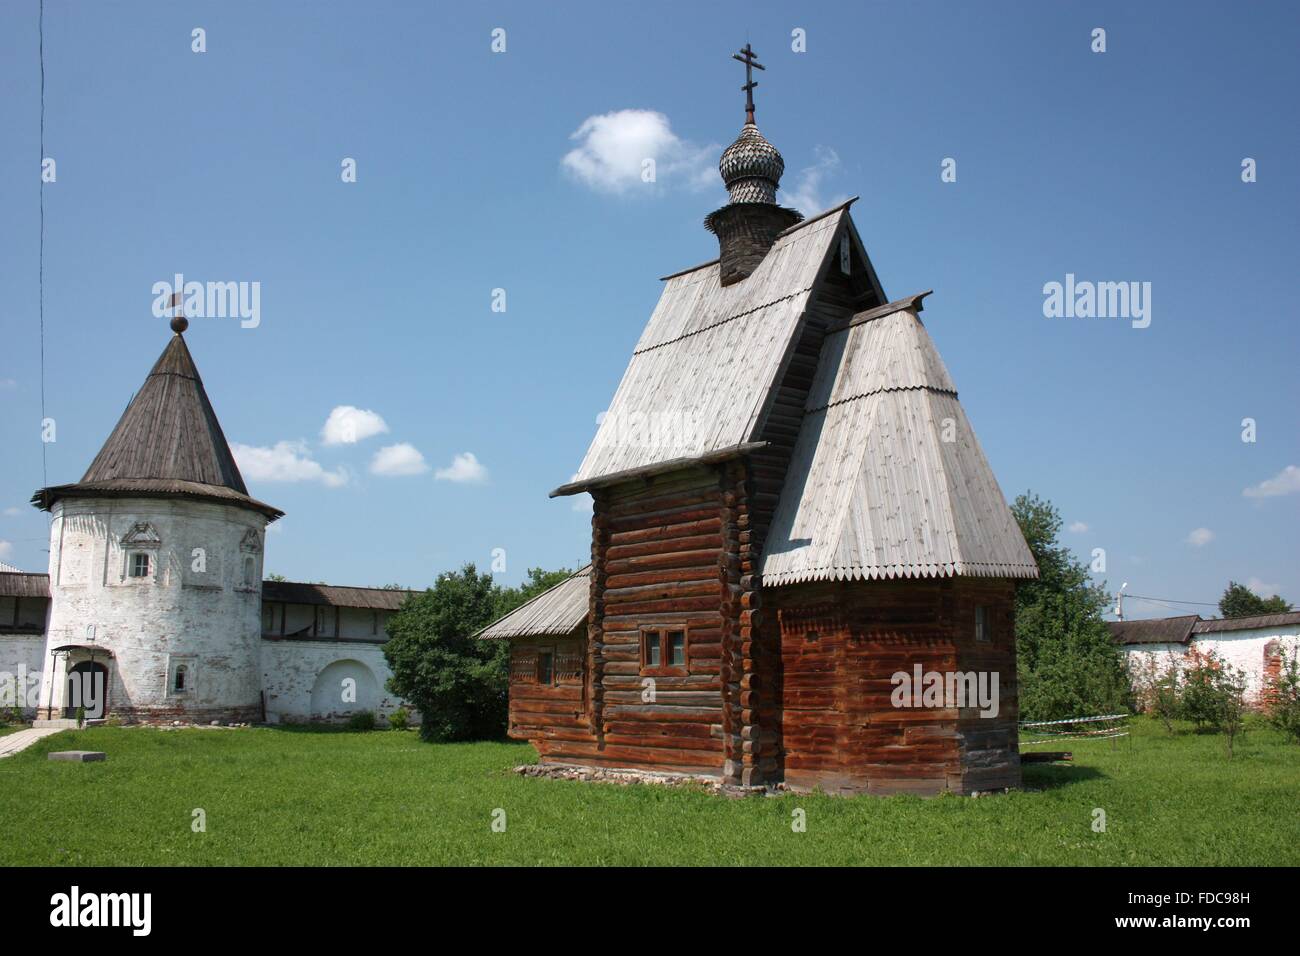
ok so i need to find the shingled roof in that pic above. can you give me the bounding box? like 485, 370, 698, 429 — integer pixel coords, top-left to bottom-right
555, 203, 1035, 584
1109, 612, 1300, 645
477, 565, 591, 639
559, 208, 851, 489
0, 571, 51, 599
761, 296, 1039, 584
1108, 615, 1201, 646
32, 330, 282, 520
261, 581, 414, 610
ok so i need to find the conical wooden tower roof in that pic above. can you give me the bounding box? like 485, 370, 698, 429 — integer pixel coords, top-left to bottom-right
33, 328, 282, 520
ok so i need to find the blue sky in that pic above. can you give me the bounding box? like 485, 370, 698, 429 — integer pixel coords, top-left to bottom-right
1, 1, 1296, 619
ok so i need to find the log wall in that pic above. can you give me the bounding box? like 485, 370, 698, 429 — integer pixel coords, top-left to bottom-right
524, 468, 730, 774
506, 629, 588, 754
769, 577, 1020, 796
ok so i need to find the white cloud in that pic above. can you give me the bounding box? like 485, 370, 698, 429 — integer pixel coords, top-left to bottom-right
783, 145, 849, 215
1247, 577, 1279, 596
434, 452, 488, 484
562, 109, 716, 194
1243, 464, 1300, 499
370, 443, 430, 477
321, 405, 389, 445
1067, 520, 1089, 533
3, 507, 20, 517
0, 540, 13, 558
231, 441, 348, 487
1186, 527, 1214, 547
0, 378, 16, 390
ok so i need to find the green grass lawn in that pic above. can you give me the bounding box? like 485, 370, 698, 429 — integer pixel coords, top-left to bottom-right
1, 717, 1296, 866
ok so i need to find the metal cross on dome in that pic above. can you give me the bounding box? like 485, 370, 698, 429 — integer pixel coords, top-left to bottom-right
732, 43, 765, 123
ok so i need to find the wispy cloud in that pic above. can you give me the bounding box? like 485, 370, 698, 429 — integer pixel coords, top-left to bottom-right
321, 405, 389, 446
1068, 520, 1089, 533
0, 378, 16, 390
1247, 576, 1280, 596
782, 146, 849, 214
2, 507, 21, 517
562, 109, 716, 194
232, 441, 348, 487
1243, 464, 1300, 499
0, 540, 13, 559
1186, 527, 1214, 547
370, 442, 429, 477
435, 452, 488, 484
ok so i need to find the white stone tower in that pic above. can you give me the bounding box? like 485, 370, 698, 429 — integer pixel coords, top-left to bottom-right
31, 316, 282, 724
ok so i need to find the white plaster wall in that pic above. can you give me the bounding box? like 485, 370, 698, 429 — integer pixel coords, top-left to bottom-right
0, 633, 47, 716
259, 639, 408, 723
1125, 628, 1300, 704
39, 497, 267, 721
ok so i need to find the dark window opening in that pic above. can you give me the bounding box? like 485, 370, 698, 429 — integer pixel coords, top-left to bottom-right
975, 606, 990, 642
537, 651, 554, 686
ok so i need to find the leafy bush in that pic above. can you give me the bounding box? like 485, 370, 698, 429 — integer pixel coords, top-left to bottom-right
1011, 493, 1131, 720
383, 563, 572, 742
1268, 648, 1300, 743
347, 711, 377, 732
386, 707, 409, 731
1176, 648, 1248, 755
1129, 652, 1181, 733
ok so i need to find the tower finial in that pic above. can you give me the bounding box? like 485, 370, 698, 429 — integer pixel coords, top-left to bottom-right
732, 43, 764, 124
168, 291, 189, 334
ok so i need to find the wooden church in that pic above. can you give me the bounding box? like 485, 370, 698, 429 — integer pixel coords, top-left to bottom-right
479, 46, 1038, 795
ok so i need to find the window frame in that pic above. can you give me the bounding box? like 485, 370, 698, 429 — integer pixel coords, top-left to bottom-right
536, 649, 555, 687
128, 552, 151, 579
640, 626, 689, 677
975, 606, 991, 643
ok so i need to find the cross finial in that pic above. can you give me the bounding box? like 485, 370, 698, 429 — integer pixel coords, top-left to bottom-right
731, 43, 765, 123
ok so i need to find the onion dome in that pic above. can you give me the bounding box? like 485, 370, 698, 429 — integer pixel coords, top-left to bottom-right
718, 122, 785, 204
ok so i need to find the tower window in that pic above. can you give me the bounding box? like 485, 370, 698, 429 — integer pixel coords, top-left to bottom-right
174, 664, 188, 693
243, 556, 255, 588
129, 553, 151, 578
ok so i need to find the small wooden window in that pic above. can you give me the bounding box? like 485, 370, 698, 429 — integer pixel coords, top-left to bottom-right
667, 630, 686, 667
975, 606, 990, 642
641, 627, 689, 676
129, 552, 150, 578
536, 651, 554, 686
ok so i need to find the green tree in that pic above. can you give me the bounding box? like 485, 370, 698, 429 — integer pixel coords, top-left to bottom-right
1011, 492, 1130, 720
382, 563, 574, 741
495, 567, 574, 618
1218, 580, 1291, 618
1267, 649, 1300, 743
